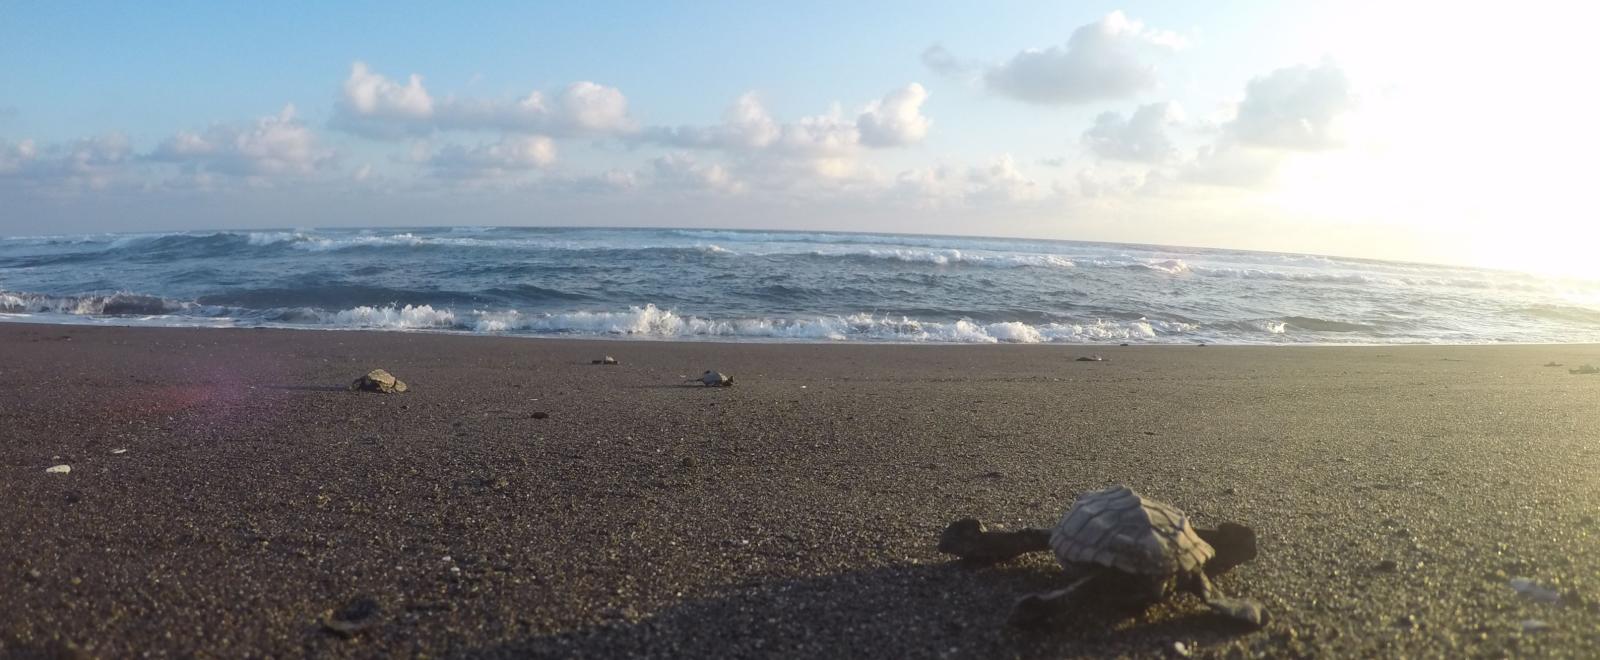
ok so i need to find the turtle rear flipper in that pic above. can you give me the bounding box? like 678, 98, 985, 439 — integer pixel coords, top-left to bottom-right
1195, 522, 1257, 575
1009, 574, 1097, 627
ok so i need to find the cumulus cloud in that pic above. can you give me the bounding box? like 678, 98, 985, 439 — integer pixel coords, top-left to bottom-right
1223, 60, 1355, 151
426, 135, 556, 179
894, 154, 1042, 207
858, 83, 931, 147
648, 153, 742, 193
342, 62, 433, 121
1179, 60, 1357, 188
151, 105, 332, 176
985, 11, 1181, 105
333, 62, 635, 139
1082, 101, 1184, 163
1181, 143, 1284, 188
642, 84, 930, 155
0, 134, 132, 189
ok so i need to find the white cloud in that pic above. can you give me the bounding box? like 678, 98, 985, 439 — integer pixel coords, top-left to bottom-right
341, 62, 434, 121
151, 105, 332, 176
894, 154, 1043, 207
1181, 143, 1284, 188
0, 134, 132, 189
642, 84, 930, 154
334, 62, 635, 138
858, 83, 931, 147
921, 44, 969, 77
985, 11, 1181, 105
1224, 60, 1355, 151
1082, 101, 1185, 163
1178, 60, 1358, 188
427, 135, 556, 179
648, 152, 742, 193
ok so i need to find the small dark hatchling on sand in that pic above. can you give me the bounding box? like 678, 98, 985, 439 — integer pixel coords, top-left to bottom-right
939, 484, 1265, 628
696, 370, 735, 386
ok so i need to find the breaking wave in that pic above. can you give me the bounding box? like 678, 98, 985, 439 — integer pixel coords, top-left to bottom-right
6, 226, 1600, 344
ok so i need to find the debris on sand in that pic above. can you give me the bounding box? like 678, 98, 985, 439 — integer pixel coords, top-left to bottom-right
592, 356, 619, 365
45, 464, 71, 475
1569, 364, 1599, 375
1075, 355, 1105, 362
350, 369, 408, 393
1543, 362, 1563, 367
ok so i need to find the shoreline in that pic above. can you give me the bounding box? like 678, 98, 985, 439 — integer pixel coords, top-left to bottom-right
6, 316, 1598, 348
4, 322, 1599, 657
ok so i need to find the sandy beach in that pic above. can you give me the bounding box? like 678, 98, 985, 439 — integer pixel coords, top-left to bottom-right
2, 322, 1598, 658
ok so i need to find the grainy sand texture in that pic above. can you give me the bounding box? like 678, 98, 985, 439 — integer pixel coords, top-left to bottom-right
3, 323, 1599, 658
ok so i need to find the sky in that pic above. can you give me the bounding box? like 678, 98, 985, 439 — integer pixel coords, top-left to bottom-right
2, 1, 1597, 275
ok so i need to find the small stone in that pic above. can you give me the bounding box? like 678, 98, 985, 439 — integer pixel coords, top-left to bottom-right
1120, 343, 1130, 347
1394, 614, 1420, 630
45, 465, 70, 475
322, 597, 381, 638
26, 569, 42, 581
531, 411, 549, 420
1170, 640, 1193, 657
1375, 559, 1399, 572
1223, 486, 1238, 495
681, 456, 699, 469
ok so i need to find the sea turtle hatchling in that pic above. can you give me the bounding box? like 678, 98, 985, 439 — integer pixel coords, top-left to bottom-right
695, 370, 734, 387
592, 356, 619, 365
938, 484, 1265, 628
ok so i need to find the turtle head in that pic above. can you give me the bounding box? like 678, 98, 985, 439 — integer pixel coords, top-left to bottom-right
937, 518, 987, 556
1201, 522, 1258, 575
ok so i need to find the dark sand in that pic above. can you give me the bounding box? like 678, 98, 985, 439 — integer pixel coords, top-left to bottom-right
2, 323, 1599, 658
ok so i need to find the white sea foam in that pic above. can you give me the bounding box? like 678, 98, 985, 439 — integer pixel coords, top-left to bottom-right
327, 304, 456, 328
369, 303, 1198, 343
812, 248, 1075, 269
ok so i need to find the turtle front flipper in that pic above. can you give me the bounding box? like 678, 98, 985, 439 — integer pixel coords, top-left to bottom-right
1193, 572, 1267, 628
937, 518, 1050, 562
1195, 522, 1257, 576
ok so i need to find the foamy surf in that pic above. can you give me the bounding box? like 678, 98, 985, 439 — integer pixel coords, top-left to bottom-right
3, 226, 1599, 344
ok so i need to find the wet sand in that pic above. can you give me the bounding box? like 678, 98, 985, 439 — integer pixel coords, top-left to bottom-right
2, 322, 1599, 658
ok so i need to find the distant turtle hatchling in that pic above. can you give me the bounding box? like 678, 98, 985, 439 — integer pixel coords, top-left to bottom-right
695, 370, 735, 387
1075, 355, 1105, 362
592, 356, 620, 365
938, 484, 1265, 628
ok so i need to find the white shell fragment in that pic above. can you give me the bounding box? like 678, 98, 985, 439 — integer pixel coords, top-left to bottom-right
110, 448, 128, 455
1510, 577, 1561, 603
45, 464, 71, 474
1521, 619, 1553, 633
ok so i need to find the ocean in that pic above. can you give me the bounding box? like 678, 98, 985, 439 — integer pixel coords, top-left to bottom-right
2, 226, 1598, 344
